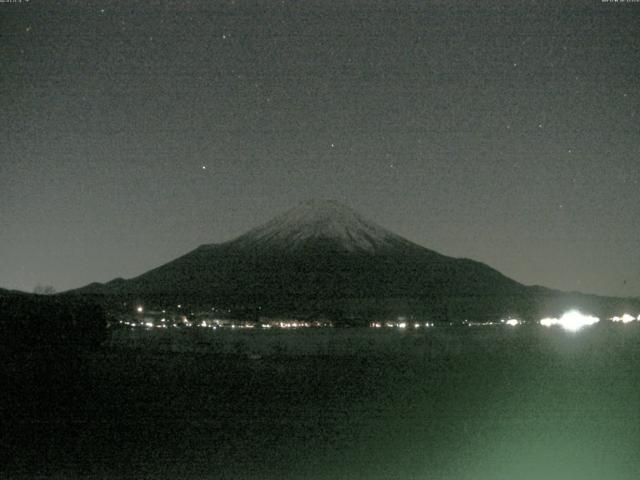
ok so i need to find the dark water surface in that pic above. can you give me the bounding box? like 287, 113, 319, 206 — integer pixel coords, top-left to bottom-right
2, 325, 640, 479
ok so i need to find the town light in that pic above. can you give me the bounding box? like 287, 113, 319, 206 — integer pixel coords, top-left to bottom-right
611, 314, 636, 324
540, 310, 599, 331
540, 317, 558, 327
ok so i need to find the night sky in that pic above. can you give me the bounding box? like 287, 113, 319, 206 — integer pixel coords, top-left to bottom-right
1, 0, 639, 297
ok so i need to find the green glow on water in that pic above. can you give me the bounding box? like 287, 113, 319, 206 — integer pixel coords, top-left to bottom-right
285, 327, 640, 480
6, 324, 640, 479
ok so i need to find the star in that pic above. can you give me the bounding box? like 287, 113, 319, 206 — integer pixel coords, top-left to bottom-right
330, 143, 335, 148
202, 165, 207, 170
100, 8, 105, 14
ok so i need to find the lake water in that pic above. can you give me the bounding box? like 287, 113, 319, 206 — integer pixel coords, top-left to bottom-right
3, 324, 640, 479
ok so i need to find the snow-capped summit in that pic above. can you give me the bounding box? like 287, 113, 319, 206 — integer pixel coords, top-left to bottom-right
230, 199, 408, 252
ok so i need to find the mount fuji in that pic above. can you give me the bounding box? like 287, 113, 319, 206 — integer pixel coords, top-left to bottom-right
69, 200, 639, 321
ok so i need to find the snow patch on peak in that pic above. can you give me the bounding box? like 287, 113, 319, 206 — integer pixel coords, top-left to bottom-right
231, 200, 406, 252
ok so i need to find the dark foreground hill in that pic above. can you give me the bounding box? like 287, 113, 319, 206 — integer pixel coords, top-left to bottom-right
67, 200, 639, 321
0, 294, 108, 353
0, 287, 28, 297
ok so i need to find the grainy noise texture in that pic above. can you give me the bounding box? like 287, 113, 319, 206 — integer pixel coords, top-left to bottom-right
1, 0, 639, 296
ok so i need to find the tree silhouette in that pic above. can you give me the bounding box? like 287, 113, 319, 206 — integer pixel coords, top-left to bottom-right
33, 285, 56, 295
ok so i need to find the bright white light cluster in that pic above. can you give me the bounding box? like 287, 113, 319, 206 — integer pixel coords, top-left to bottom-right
610, 314, 638, 324
539, 310, 600, 331
504, 318, 520, 327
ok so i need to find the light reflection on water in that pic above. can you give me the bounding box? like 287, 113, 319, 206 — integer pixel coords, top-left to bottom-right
14, 323, 640, 479
263, 326, 640, 480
